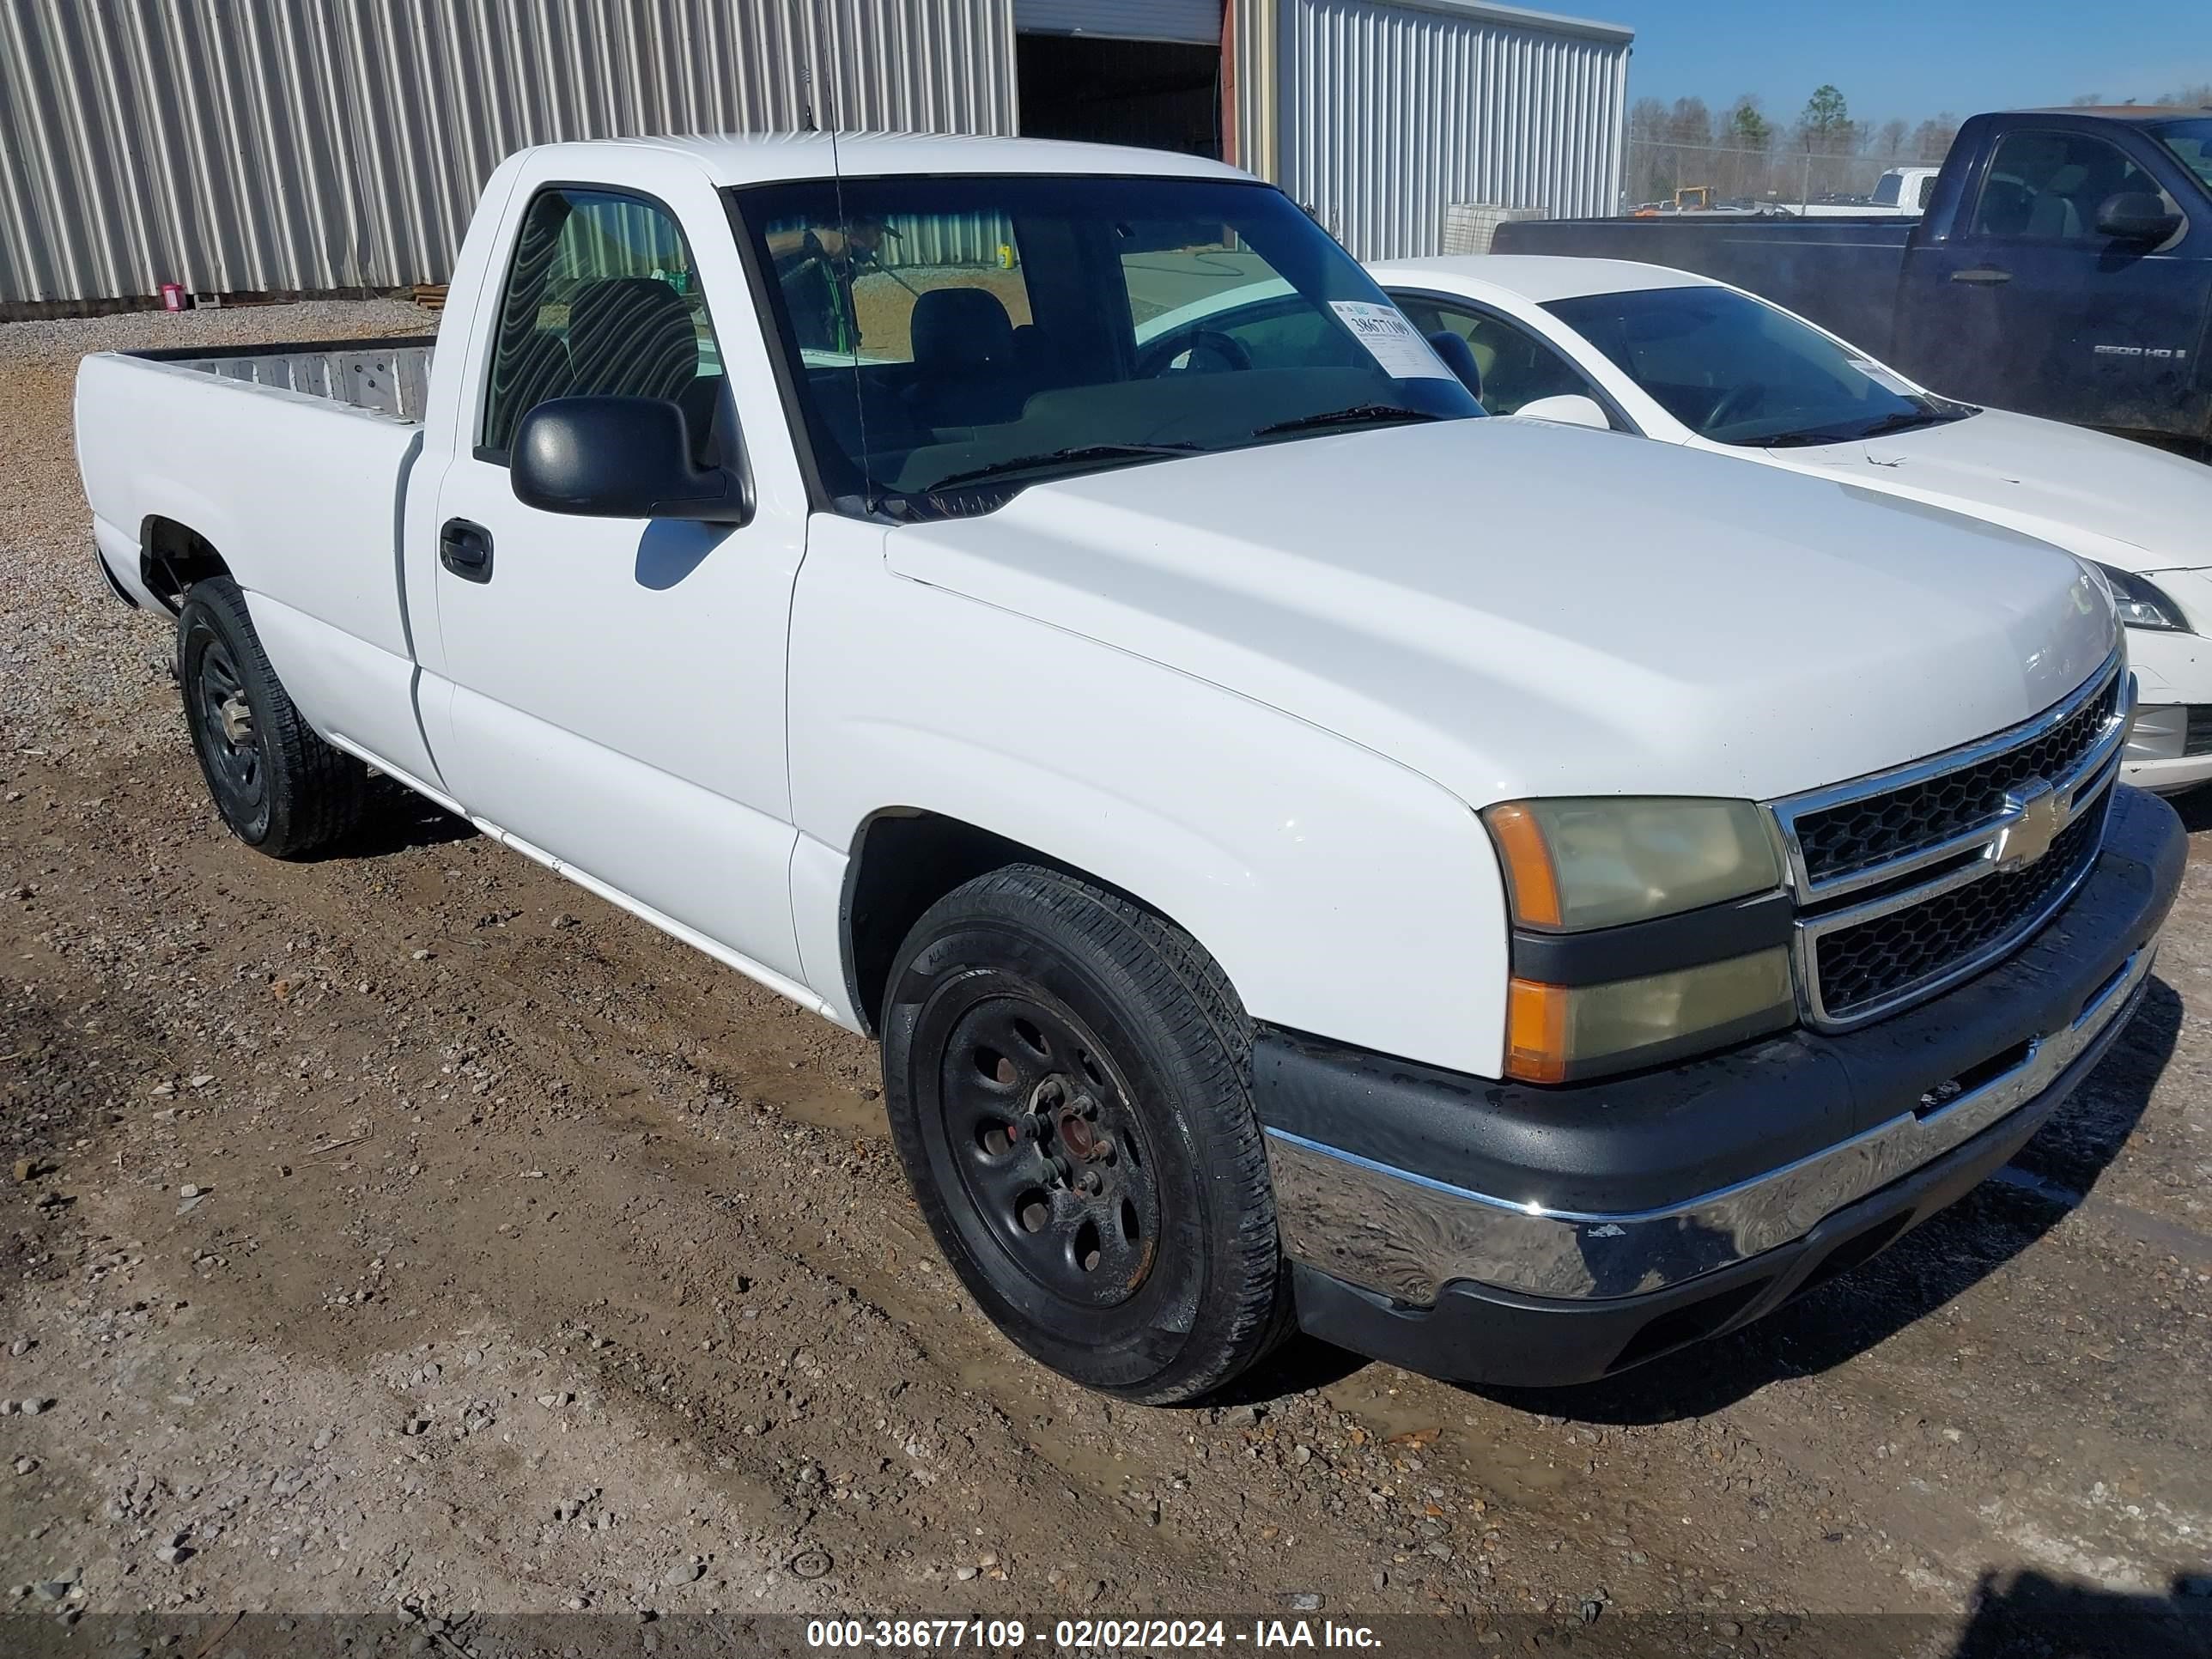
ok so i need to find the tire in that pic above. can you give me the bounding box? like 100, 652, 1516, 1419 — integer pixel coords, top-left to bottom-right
176, 576, 366, 858
881, 863, 1290, 1404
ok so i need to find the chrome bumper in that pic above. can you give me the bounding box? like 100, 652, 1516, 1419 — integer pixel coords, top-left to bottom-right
1266, 945, 2153, 1307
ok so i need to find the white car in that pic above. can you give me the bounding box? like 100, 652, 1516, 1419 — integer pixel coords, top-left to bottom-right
1367, 255, 2212, 794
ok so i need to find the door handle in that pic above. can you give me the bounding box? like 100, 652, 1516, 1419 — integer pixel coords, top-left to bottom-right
1949, 266, 2013, 285
439, 518, 494, 583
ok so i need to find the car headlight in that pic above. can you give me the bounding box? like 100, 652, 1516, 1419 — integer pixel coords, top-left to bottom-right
1483, 797, 1794, 1083
2092, 562, 2187, 632
1484, 797, 1781, 929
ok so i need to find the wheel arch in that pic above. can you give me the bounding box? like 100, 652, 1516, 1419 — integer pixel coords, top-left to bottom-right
139, 514, 233, 611
839, 808, 1221, 1039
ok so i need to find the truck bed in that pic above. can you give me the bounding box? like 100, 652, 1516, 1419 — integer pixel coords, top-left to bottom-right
77, 335, 441, 787
128, 335, 435, 423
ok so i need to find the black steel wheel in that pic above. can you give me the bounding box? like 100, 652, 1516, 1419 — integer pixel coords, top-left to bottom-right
176, 576, 366, 858
882, 864, 1290, 1403
935, 994, 1162, 1310
191, 635, 265, 832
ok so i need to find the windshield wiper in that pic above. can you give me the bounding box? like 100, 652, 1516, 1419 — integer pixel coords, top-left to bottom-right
1252, 404, 1443, 439
1761, 407, 1967, 448
1846, 409, 1966, 441
921, 442, 1202, 494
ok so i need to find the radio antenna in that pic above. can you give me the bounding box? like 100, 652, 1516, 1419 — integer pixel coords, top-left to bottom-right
817, 9, 881, 514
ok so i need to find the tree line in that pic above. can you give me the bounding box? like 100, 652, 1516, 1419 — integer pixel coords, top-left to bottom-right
1626, 82, 2212, 209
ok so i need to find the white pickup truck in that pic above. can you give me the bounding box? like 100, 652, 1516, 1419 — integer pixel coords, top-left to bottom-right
77, 133, 2182, 1403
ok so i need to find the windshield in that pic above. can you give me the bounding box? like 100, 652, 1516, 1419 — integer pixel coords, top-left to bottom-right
731, 174, 1480, 515
2154, 118, 2212, 193
1544, 284, 1972, 447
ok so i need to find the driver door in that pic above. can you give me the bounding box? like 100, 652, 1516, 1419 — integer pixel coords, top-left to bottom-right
426, 179, 810, 983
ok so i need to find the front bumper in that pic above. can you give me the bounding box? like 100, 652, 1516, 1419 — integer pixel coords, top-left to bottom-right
1259, 784, 2184, 1387
2123, 621, 2212, 793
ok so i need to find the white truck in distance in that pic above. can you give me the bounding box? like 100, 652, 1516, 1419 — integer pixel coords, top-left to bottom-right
77, 133, 2182, 1403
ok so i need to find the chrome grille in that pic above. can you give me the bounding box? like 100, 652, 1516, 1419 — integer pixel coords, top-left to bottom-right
1792, 670, 2121, 885
1771, 653, 2130, 1031
1811, 787, 2110, 1020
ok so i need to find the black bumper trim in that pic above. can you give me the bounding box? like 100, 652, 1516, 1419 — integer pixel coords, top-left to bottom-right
1291, 963, 2153, 1388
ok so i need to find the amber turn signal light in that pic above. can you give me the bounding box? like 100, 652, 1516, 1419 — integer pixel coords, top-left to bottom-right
1485, 802, 1563, 929
1504, 977, 1570, 1084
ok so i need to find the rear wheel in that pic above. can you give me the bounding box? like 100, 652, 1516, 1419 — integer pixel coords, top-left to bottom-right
881, 864, 1289, 1403
177, 576, 366, 858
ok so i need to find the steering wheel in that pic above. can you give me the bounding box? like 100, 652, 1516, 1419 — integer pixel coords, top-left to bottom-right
1139, 328, 1253, 378
1704, 380, 1767, 433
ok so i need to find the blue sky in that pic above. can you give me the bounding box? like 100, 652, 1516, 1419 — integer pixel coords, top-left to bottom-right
1586, 0, 2212, 129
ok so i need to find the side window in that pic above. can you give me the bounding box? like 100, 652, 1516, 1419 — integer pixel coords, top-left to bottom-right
1917, 173, 1940, 211
1417, 301, 1596, 417
481, 188, 720, 460
1968, 132, 2165, 243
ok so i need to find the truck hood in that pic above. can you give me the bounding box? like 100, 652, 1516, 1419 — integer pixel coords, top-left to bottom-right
1753, 409, 2212, 574
887, 418, 2118, 805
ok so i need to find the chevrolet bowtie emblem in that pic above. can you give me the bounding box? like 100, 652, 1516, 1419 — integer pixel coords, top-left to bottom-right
1995, 779, 2063, 871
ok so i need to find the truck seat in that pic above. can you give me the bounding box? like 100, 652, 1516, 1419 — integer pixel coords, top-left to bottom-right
2026, 165, 2089, 240
904, 288, 1025, 433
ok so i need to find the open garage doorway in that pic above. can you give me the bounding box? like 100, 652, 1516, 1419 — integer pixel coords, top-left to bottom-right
1016, 33, 1224, 159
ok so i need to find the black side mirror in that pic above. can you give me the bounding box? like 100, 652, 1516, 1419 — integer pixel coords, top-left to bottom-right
511, 395, 752, 525
1426, 330, 1485, 405
2094, 191, 2182, 243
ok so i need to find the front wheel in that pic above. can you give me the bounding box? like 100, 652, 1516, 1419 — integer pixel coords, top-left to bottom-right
881, 865, 1289, 1403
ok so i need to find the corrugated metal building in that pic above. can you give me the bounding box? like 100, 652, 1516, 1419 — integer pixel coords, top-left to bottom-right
0, 0, 1630, 311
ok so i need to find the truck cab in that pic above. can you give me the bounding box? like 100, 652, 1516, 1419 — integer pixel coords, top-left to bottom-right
1869, 165, 1941, 212
1897, 108, 2212, 436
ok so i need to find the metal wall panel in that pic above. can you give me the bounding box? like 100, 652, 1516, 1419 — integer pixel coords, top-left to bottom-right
1276, 0, 1629, 260
0, 0, 1018, 307
1012, 1, 1222, 44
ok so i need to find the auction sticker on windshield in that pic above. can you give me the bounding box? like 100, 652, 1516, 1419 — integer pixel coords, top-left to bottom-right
1845, 356, 1921, 398
1329, 301, 1455, 380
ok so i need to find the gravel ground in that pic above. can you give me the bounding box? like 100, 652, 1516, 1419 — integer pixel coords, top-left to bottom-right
2, 301, 2210, 1658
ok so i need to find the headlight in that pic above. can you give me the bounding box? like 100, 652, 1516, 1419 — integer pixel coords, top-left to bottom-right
1505, 949, 1794, 1084
1483, 797, 1780, 930
2092, 562, 2187, 632
1484, 797, 1794, 1082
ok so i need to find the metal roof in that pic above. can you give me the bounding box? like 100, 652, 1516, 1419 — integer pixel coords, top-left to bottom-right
1373, 0, 1633, 45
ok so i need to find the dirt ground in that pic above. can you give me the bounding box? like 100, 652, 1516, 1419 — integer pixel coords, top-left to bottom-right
2, 302, 2209, 1656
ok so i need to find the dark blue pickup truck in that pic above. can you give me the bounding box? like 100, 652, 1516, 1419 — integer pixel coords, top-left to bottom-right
1494, 107, 2212, 459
